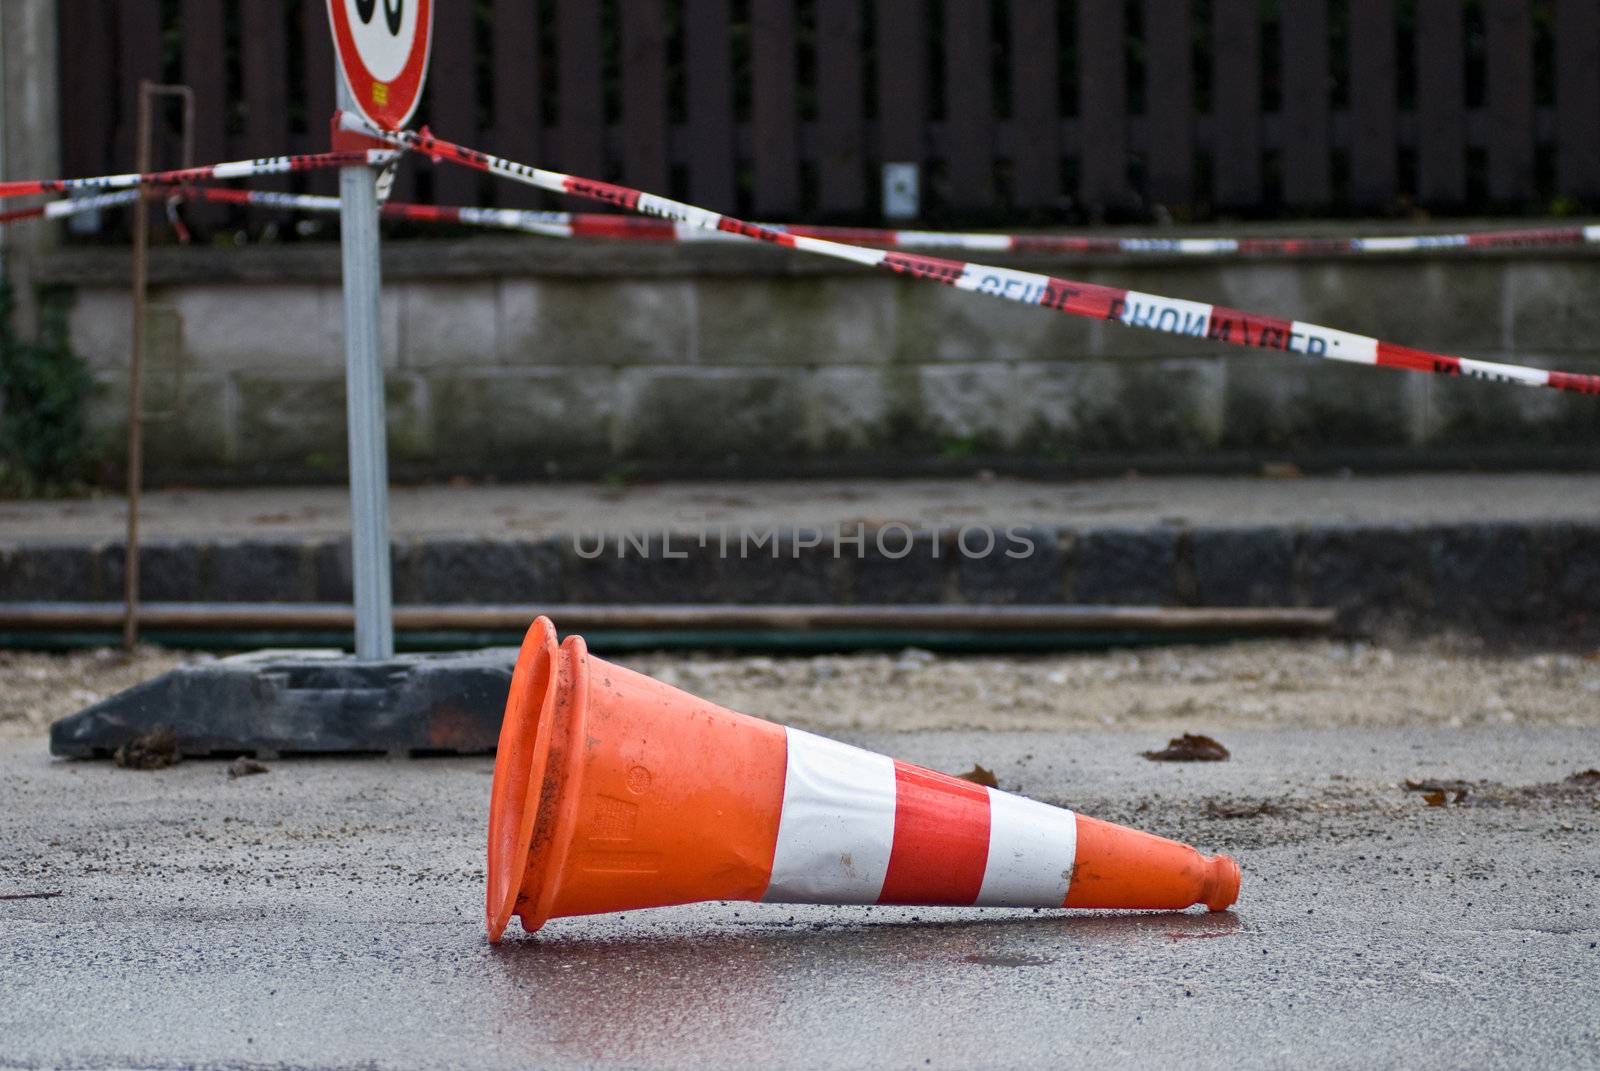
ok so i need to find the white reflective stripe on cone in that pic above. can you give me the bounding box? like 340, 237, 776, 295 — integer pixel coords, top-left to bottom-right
974, 788, 1079, 907
763, 727, 896, 904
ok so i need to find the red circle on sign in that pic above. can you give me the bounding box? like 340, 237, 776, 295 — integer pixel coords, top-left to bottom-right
327, 0, 433, 131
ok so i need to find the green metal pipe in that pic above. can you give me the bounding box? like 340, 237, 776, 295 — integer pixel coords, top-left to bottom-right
0, 626, 1292, 655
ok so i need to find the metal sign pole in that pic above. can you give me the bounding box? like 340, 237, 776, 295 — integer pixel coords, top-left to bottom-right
336, 78, 394, 661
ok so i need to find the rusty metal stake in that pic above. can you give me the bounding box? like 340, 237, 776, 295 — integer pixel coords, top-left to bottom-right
123, 81, 194, 652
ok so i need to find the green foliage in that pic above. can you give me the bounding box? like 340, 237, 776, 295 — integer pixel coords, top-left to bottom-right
0, 283, 101, 497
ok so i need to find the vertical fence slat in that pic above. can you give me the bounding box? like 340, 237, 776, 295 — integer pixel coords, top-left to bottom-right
1415, 0, 1464, 202
942, 0, 993, 210
299, 0, 338, 197
491, 0, 541, 208
751, 0, 799, 215
429, 1, 479, 204
1009, 0, 1060, 210
815, 0, 863, 213
1210, 0, 1261, 207
114, 2, 162, 170
1348, 0, 1397, 207
875, 0, 926, 166
179, 0, 228, 226
1555, 0, 1600, 198
1077, 1, 1129, 212
58, 0, 115, 178
1142, 0, 1194, 206
556, 0, 605, 181
178, 0, 227, 162
685, 0, 736, 211
1281, 2, 1331, 206
1485, 0, 1534, 202
241, 2, 290, 191
621, 0, 670, 193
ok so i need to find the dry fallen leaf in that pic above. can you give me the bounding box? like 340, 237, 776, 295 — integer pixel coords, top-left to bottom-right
953, 764, 999, 788
227, 757, 269, 779
1422, 790, 1447, 807
113, 725, 180, 771
1143, 733, 1231, 762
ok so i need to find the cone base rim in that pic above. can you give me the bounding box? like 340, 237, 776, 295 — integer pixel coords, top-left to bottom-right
486, 617, 560, 943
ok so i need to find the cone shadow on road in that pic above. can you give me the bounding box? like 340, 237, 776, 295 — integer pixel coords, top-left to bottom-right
487, 905, 1245, 958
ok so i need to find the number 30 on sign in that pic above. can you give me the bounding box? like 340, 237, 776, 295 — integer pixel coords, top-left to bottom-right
326, 0, 433, 131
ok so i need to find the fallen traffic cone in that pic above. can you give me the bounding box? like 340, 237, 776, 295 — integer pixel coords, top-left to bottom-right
488, 617, 1240, 941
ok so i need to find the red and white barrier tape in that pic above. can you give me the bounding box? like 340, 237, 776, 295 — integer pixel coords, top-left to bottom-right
0, 150, 396, 202
161, 181, 1600, 256
0, 188, 142, 225
428, 213, 1600, 256
340, 112, 1600, 397
160, 184, 576, 237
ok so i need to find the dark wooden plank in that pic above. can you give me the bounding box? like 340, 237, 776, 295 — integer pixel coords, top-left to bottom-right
1280, 0, 1331, 205
179, 0, 229, 225
1415, 0, 1464, 203
114, 1, 162, 170
1555, 0, 1600, 198
620, 0, 670, 193
750, 0, 800, 215
1076, 0, 1128, 212
57, 0, 116, 178
490, 0, 541, 207
240, 1, 291, 205
177, 1, 227, 161
874, 0, 926, 165
556, 0, 605, 180
942, 0, 993, 209
814, 0, 864, 213
428, 0, 478, 203
299, 0, 339, 197
1485, 0, 1534, 202
685, 0, 736, 210
1009, 0, 1060, 209
1348, 0, 1397, 207
1142, 0, 1193, 206
1210, 0, 1261, 207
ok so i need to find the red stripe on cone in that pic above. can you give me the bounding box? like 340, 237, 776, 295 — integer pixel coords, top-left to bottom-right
879, 763, 991, 905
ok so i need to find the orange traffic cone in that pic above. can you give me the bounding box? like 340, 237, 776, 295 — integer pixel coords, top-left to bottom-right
488, 617, 1240, 942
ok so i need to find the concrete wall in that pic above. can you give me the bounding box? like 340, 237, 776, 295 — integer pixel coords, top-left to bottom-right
41, 233, 1600, 481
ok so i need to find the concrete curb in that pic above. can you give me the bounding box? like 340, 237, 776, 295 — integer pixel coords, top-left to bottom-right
3, 520, 1595, 643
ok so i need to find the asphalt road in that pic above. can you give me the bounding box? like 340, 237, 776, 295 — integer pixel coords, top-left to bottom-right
3, 726, 1598, 1070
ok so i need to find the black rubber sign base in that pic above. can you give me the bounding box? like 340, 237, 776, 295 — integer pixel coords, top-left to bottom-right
50, 648, 516, 759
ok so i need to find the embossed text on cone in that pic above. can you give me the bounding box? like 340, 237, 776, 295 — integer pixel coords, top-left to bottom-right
487, 617, 1240, 942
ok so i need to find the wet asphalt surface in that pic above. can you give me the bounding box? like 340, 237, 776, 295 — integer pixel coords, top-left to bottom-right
2, 726, 1599, 1070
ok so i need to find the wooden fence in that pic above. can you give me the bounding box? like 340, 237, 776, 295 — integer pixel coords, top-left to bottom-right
57, 1, 1600, 227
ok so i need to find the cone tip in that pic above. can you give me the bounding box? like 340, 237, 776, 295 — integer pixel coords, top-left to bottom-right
1204, 854, 1241, 912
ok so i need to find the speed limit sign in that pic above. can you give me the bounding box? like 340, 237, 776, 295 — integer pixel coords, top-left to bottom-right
327, 0, 433, 131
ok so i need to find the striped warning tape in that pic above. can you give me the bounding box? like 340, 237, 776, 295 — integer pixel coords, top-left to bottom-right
156, 184, 577, 237
0, 188, 143, 225
0, 149, 396, 202
341, 112, 1600, 397
159, 182, 1600, 257
546, 216, 1600, 255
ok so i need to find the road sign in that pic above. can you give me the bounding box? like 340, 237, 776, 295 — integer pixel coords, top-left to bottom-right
327, 0, 433, 131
